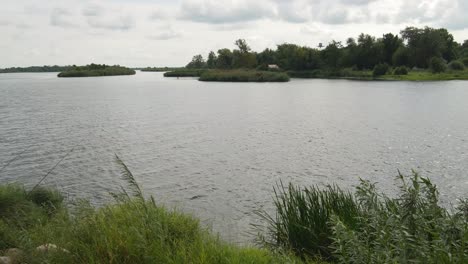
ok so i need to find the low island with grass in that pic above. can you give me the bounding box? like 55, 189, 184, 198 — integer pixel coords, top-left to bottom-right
57, 64, 136, 78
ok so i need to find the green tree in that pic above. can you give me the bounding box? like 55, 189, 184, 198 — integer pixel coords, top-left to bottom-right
232, 39, 257, 68
382, 33, 403, 65
186, 54, 206, 69
429, 57, 446, 73
216, 49, 233, 69
207, 51, 217, 69
321, 41, 343, 69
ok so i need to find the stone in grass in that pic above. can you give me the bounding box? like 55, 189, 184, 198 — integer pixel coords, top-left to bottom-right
36, 244, 70, 254
0, 256, 11, 264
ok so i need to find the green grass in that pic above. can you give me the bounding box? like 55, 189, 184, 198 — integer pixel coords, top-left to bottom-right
199, 70, 290, 82
163, 69, 206, 77
260, 171, 468, 263
288, 68, 468, 81
380, 69, 468, 81
258, 183, 361, 261
0, 184, 308, 264
58, 65, 135, 78
141, 67, 183, 72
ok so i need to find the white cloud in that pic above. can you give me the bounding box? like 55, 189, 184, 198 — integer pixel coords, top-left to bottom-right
0, 0, 468, 68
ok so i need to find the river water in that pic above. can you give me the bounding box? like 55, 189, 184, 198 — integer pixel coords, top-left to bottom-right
1, 71, 467, 243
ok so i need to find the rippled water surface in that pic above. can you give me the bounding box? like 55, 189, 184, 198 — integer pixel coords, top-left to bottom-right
1, 72, 467, 243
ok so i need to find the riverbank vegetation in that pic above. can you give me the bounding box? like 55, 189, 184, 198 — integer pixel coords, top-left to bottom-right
259, 171, 468, 263
0, 65, 72, 73
141, 67, 183, 72
163, 69, 206, 77
181, 26, 468, 81
199, 70, 289, 82
57, 64, 135, 78
1, 170, 466, 263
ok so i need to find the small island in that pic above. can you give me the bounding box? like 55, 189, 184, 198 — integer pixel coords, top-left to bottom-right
57, 64, 136, 78
160, 26, 468, 82
0, 65, 72, 73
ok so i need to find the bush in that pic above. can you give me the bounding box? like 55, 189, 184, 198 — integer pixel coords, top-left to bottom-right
462, 58, 468, 67
448, 61, 465, 71
393, 66, 409, 75
28, 186, 63, 214
429, 57, 447, 73
373, 63, 389, 77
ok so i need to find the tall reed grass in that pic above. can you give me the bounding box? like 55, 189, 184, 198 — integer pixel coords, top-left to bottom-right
260, 171, 468, 263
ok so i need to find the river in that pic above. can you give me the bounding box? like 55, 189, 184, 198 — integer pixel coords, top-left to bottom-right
1, 71, 467, 243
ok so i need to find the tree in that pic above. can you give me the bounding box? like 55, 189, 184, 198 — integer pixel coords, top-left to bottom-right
382, 33, 403, 65
232, 39, 257, 68
207, 51, 217, 69
186, 54, 206, 69
234, 39, 251, 53
321, 41, 343, 69
216, 49, 233, 69
392, 47, 410, 66
401, 26, 456, 68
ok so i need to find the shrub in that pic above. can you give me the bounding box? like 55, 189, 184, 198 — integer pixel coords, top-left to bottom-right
429, 57, 447, 73
462, 58, 468, 67
393, 66, 409, 75
448, 61, 465, 71
373, 63, 389, 77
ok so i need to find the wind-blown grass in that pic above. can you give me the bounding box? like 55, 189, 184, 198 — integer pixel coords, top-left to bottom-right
0, 158, 307, 264
258, 182, 360, 261
259, 171, 468, 263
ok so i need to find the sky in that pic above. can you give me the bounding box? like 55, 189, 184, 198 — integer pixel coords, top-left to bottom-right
1, 0, 468, 67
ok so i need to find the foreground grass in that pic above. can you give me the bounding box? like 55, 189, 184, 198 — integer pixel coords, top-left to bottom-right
260, 172, 468, 263
0, 184, 307, 264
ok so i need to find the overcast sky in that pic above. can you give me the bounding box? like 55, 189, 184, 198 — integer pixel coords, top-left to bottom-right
1, 0, 468, 67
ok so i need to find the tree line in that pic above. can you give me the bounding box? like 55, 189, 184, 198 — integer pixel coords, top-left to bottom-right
185, 26, 468, 74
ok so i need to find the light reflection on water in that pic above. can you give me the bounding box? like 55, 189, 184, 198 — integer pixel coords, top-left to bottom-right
1, 72, 467, 243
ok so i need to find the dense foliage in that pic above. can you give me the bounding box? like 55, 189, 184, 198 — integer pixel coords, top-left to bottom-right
429, 57, 447, 73
57, 64, 135, 77
373, 63, 390, 76
393, 66, 409, 75
260, 172, 468, 263
449, 61, 465, 71
0, 65, 72, 73
163, 69, 206, 77
184, 26, 468, 78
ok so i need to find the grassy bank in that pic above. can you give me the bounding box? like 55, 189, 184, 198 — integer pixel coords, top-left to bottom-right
0, 184, 306, 264
2, 171, 466, 263
58, 64, 135, 78
288, 68, 468, 81
141, 67, 183, 72
199, 70, 290, 82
